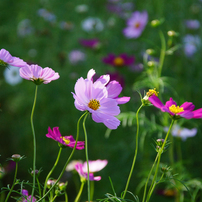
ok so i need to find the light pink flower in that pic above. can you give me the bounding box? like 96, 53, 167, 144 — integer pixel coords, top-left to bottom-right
0, 49, 28, 68
72, 69, 130, 129
19, 64, 60, 84
123, 11, 148, 38
75, 160, 108, 181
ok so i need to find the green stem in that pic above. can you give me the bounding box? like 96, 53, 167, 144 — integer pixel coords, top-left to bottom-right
74, 181, 85, 202
36, 177, 42, 198
82, 112, 90, 202
142, 152, 159, 202
146, 119, 175, 202
90, 180, 94, 201
37, 111, 88, 202
65, 192, 68, 202
50, 194, 57, 202
43, 147, 63, 198
31, 85, 38, 201
122, 104, 143, 199
4, 162, 18, 202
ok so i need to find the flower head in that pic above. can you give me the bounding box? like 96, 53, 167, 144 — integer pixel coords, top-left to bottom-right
149, 95, 202, 120
185, 19, 200, 29
72, 69, 130, 129
75, 160, 108, 181
81, 17, 104, 32
102, 53, 135, 67
46, 127, 85, 150
19, 64, 60, 85
79, 38, 100, 49
22, 189, 36, 202
68, 50, 86, 65
0, 49, 28, 68
123, 11, 148, 38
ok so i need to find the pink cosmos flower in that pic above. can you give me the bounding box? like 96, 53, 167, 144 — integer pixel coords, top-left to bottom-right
46, 127, 85, 150
75, 159, 108, 181
79, 38, 100, 49
72, 69, 130, 129
102, 53, 135, 67
149, 95, 202, 119
123, 11, 148, 38
0, 49, 28, 68
22, 189, 36, 202
19, 64, 60, 85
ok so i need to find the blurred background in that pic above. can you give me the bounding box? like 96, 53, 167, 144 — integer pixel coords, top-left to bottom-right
1, 0, 202, 201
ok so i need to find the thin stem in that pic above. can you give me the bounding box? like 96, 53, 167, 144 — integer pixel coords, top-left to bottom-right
122, 104, 143, 199
83, 112, 90, 202
4, 162, 18, 202
43, 147, 63, 197
36, 177, 42, 198
65, 192, 68, 202
37, 111, 88, 202
146, 119, 175, 202
142, 152, 159, 202
50, 194, 57, 202
90, 180, 94, 201
74, 181, 85, 202
31, 85, 38, 201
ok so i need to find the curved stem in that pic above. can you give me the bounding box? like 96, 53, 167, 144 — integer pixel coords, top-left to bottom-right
122, 104, 143, 199
37, 111, 88, 202
146, 119, 175, 202
4, 162, 18, 202
31, 85, 38, 201
43, 147, 63, 197
74, 181, 85, 202
83, 112, 90, 202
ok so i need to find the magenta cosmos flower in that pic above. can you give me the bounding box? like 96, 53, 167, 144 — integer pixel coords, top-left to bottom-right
149, 95, 202, 119
123, 11, 148, 38
79, 38, 100, 49
19, 64, 59, 84
22, 189, 36, 202
72, 69, 130, 129
75, 159, 108, 181
0, 48, 28, 68
102, 53, 135, 67
46, 127, 85, 150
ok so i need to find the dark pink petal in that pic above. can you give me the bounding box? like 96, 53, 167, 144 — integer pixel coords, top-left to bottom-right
165, 98, 177, 108
148, 95, 165, 110
179, 110, 194, 119
192, 108, 202, 118
180, 102, 195, 111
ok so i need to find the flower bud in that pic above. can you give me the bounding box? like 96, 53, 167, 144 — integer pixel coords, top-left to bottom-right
147, 61, 155, 67
167, 30, 178, 37
11, 154, 23, 162
146, 49, 155, 56
58, 182, 68, 191
151, 19, 161, 27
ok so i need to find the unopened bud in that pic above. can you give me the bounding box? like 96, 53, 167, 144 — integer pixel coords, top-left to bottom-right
167, 30, 178, 37
11, 154, 23, 162
151, 19, 161, 27
146, 49, 155, 55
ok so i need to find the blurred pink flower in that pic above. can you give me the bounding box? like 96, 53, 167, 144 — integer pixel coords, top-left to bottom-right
149, 95, 202, 120
19, 64, 59, 85
79, 38, 100, 49
75, 160, 108, 181
185, 19, 200, 29
22, 189, 36, 202
72, 69, 130, 129
0, 49, 28, 68
102, 53, 135, 67
68, 50, 86, 65
123, 11, 148, 38
46, 127, 85, 150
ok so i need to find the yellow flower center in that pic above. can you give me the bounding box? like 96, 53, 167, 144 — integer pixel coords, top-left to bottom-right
60, 137, 70, 144
146, 88, 159, 97
0, 59, 7, 66
134, 22, 140, 28
169, 105, 184, 114
113, 57, 124, 66
88, 99, 100, 110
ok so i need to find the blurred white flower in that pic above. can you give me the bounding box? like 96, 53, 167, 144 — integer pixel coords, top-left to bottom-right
75, 4, 89, 13
4, 66, 22, 86
164, 124, 197, 141
81, 17, 104, 32
37, 8, 56, 23
68, 50, 86, 65
185, 19, 200, 29
17, 19, 34, 37
183, 34, 201, 57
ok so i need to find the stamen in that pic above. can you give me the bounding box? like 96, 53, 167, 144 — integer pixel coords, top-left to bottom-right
146, 88, 159, 97
134, 22, 140, 28
113, 57, 124, 66
88, 99, 100, 110
169, 105, 184, 114
60, 137, 70, 145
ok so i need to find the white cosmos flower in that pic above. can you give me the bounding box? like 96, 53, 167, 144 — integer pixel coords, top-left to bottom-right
81, 17, 104, 32
4, 66, 22, 86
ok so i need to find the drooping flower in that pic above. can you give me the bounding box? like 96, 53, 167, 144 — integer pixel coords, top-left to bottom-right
102, 53, 135, 67
4, 65, 23, 86
22, 189, 36, 202
72, 69, 130, 129
19, 64, 60, 85
81, 17, 104, 32
46, 127, 85, 150
68, 50, 86, 65
75, 160, 108, 181
164, 124, 197, 141
79, 38, 100, 49
149, 95, 202, 119
123, 11, 148, 38
0, 49, 28, 68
